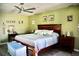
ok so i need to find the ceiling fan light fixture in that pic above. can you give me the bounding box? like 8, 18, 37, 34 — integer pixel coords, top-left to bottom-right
14, 3, 36, 13
20, 3, 24, 5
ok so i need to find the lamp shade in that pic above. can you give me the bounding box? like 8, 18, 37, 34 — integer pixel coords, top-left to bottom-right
8, 25, 15, 34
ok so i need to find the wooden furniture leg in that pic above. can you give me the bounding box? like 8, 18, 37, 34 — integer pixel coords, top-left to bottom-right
32, 48, 36, 56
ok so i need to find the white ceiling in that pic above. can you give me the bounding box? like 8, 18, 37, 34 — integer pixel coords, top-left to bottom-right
0, 3, 78, 15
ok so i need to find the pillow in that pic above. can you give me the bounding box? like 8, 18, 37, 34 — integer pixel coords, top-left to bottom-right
48, 30, 53, 35
42, 30, 48, 36
34, 30, 54, 36
51, 32, 59, 37
34, 30, 40, 34
34, 30, 43, 35
41, 30, 53, 36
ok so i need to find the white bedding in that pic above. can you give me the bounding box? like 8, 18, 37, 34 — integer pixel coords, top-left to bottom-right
15, 32, 59, 55
15, 34, 45, 46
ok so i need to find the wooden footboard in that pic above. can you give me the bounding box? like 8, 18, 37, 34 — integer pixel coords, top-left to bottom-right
28, 47, 36, 56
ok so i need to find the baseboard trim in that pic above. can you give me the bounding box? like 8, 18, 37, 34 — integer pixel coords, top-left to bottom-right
74, 49, 79, 52
0, 42, 8, 45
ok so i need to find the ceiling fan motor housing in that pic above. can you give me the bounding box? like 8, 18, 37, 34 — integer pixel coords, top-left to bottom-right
20, 3, 24, 5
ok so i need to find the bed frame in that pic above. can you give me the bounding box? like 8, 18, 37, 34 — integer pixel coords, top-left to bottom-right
15, 24, 61, 56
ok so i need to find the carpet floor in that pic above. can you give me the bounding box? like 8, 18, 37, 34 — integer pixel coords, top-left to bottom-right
0, 44, 79, 56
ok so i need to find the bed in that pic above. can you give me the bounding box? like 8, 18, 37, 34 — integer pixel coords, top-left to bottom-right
14, 24, 61, 56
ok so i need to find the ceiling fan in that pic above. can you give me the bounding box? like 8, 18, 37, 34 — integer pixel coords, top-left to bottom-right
14, 3, 36, 13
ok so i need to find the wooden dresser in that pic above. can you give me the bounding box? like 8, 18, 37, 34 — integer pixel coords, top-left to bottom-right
59, 35, 75, 52
8, 33, 17, 42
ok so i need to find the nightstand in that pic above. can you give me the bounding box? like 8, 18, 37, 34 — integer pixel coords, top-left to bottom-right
59, 35, 75, 52
8, 33, 17, 42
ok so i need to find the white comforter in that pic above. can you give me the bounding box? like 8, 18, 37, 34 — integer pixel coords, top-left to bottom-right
15, 32, 59, 55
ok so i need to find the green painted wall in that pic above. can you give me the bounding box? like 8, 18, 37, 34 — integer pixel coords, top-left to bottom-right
29, 6, 79, 49
0, 13, 29, 43
0, 5, 79, 49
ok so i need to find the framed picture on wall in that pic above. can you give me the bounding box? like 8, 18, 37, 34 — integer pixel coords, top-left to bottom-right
48, 15, 54, 21
43, 16, 48, 22
67, 15, 73, 21
21, 21, 23, 24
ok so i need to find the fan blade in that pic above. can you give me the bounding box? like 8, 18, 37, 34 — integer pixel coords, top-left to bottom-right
23, 10, 33, 13
25, 8, 36, 10
14, 6, 22, 10
18, 10, 21, 13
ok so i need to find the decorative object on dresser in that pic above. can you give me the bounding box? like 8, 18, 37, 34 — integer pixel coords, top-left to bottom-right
7, 25, 18, 42
7, 25, 15, 34
59, 35, 75, 53
66, 32, 71, 36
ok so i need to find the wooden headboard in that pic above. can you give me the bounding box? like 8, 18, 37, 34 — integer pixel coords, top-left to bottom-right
38, 24, 61, 36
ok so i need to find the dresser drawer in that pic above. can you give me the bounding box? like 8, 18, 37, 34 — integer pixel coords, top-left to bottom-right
59, 36, 75, 52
